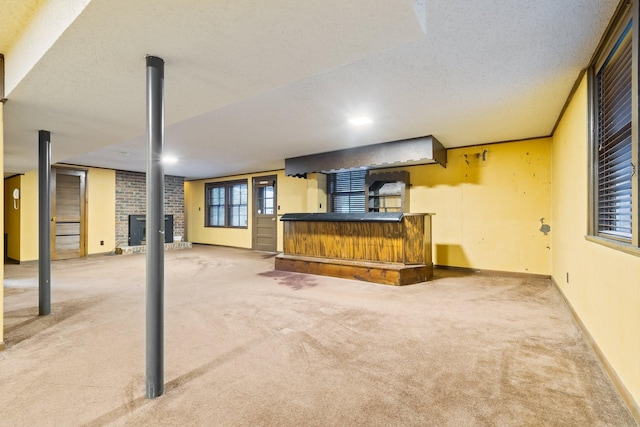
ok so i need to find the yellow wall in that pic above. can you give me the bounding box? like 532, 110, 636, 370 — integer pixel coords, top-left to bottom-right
277, 172, 309, 250
186, 170, 307, 251
4, 175, 21, 260
306, 173, 327, 213
394, 139, 552, 274
86, 168, 116, 254
20, 171, 38, 261
12, 166, 116, 261
186, 142, 551, 275
1, 102, 4, 349
552, 75, 640, 404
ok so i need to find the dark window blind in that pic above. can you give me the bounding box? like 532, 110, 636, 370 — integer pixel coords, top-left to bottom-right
596, 23, 633, 240
328, 170, 366, 213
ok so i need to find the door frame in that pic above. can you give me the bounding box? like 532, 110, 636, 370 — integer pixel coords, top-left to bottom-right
51, 167, 87, 260
252, 175, 278, 251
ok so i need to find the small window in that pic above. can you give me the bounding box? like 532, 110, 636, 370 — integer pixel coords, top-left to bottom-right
256, 185, 275, 215
328, 170, 367, 213
590, 2, 638, 249
595, 20, 633, 241
205, 180, 248, 228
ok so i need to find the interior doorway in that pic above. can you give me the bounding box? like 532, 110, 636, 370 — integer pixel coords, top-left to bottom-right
252, 175, 277, 252
51, 167, 87, 260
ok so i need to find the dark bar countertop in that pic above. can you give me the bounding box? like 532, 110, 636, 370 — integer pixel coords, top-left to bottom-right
280, 212, 406, 223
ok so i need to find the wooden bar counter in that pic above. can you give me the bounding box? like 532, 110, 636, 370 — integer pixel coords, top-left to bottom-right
275, 212, 433, 286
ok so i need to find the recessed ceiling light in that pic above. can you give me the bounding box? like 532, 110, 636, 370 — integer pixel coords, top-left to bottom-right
349, 116, 372, 126
162, 155, 178, 164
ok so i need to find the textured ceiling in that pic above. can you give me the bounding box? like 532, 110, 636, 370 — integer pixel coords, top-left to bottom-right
3, 0, 620, 179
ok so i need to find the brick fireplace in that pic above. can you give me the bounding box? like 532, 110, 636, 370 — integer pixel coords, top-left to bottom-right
115, 170, 185, 248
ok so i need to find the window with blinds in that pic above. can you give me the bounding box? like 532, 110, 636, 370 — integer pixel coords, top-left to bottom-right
328, 170, 367, 213
591, 2, 638, 248
596, 22, 633, 241
205, 180, 248, 228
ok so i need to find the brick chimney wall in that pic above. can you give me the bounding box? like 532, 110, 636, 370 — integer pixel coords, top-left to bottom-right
115, 170, 185, 246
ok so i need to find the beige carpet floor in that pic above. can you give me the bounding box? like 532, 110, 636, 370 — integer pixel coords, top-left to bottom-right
1, 244, 636, 426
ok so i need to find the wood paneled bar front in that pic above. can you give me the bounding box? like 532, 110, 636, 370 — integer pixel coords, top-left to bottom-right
275, 212, 434, 286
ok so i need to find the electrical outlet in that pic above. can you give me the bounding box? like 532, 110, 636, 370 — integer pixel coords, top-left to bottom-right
566, 272, 569, 283
100, 240, 104, 246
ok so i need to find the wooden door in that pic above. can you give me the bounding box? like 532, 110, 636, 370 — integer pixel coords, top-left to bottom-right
51, 168, 86, 260
252, 176, 277, 252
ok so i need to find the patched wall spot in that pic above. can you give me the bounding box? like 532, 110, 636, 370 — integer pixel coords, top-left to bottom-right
539, 218, 551, 235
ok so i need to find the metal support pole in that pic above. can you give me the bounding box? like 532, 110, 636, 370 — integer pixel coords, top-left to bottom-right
146, 55, 165, 399
38, 130, 51, 316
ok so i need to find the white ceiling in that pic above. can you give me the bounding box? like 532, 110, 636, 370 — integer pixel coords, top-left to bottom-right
3, 0, 619, 180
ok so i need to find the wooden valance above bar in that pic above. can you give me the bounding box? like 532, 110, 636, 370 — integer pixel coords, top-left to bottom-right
284, 135, 447, 177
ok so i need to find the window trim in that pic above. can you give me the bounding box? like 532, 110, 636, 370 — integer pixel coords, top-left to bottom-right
205, 179, 249, 229
585, 235, 640, 257
588, 0, 640, 251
